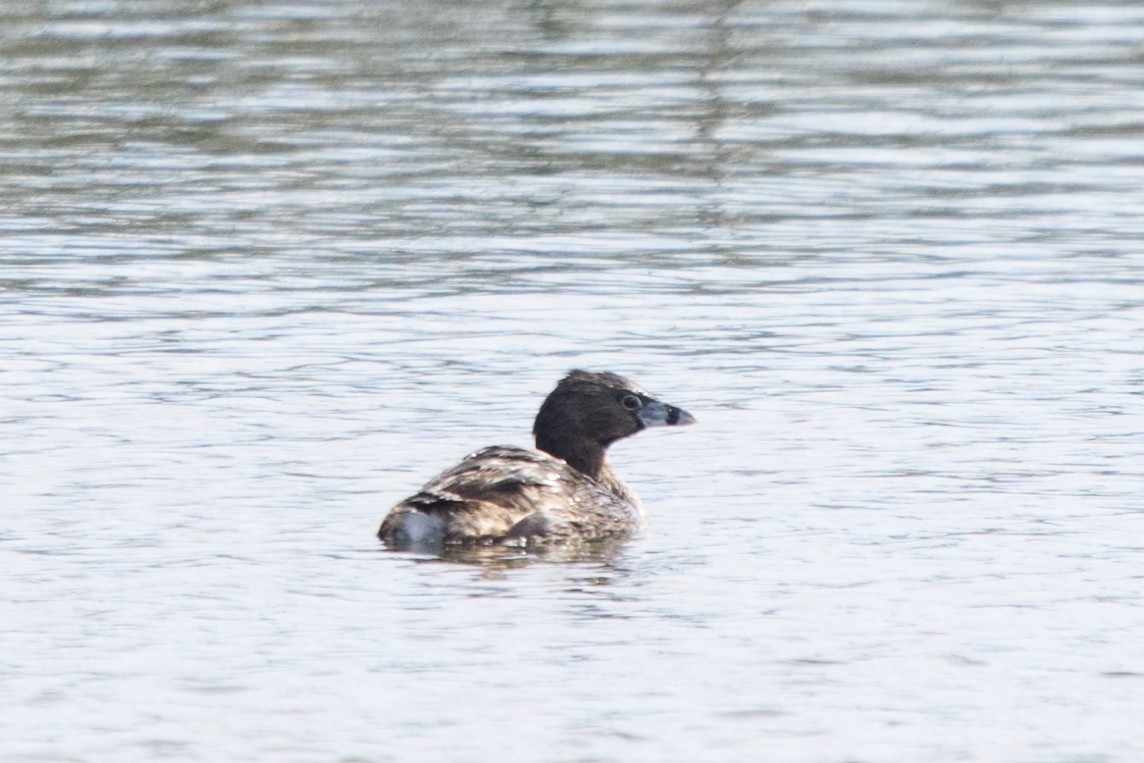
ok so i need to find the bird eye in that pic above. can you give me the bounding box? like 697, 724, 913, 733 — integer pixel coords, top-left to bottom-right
621, 395, 641, 410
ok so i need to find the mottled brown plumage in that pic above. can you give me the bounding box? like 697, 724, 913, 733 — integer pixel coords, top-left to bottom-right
378, 370, 695, 550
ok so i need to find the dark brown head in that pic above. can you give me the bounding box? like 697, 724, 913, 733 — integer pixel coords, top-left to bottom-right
532, 370, 696, 477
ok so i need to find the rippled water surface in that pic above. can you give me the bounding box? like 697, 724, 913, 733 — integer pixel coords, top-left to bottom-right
4, 1, 1144, 761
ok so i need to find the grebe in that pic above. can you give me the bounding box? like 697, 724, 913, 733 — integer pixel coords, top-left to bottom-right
378, 370, 695, 549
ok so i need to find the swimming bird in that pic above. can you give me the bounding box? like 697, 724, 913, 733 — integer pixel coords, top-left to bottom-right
378, 370, 695, 549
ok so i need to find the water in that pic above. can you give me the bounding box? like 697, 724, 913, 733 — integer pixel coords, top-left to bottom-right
3, 0, 1143, 760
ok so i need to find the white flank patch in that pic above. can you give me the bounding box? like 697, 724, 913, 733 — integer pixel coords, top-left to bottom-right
396, 511, 447, 546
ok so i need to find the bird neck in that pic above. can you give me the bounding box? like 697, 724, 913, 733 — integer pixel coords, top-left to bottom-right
535, 430, 607, 479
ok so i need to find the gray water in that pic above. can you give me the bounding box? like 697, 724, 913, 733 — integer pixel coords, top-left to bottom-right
3, 1, 1143, 761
